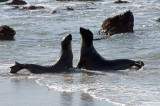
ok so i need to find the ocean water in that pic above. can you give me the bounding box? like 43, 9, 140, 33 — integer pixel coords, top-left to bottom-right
0, 0, 160, 105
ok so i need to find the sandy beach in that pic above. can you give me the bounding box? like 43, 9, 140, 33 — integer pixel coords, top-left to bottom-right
0, 79, 115, 106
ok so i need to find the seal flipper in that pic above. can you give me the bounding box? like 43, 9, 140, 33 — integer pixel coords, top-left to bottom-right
77, 62, 82, 69
77, 58, 85, 69
10, 61, 24, 73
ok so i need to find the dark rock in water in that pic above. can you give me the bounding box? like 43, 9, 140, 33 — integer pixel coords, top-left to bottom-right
6, 0, 27, 5
66, 6, 74, 10
114, 0, 128, 3
99, 10, 134, 36
22, 6, 44, 10
51, 10, 57, 14
0, 25, 16, 40
0, 0, 9, 2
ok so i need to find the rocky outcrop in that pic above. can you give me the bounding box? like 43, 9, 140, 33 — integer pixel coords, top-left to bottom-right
114, 0, 128, 3
0, 25, 16, 40
22, 6, 44, 10
0, 0, 9, 2
12, 5, 44, 10
66, 6, 74, 10
6, 0, 27, 5
51, 10, 57, 14
99, 10, 134, 36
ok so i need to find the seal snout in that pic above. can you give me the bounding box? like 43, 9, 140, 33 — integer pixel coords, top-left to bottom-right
79, 27, 93, 41
67, 34, 72, 40
62, 34, 72, 42
80, 27, 88, 35
80, 27, 86, 32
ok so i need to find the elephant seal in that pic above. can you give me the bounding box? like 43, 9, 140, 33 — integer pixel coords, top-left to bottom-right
77, 27, 144, 71
10, 34, 73, 74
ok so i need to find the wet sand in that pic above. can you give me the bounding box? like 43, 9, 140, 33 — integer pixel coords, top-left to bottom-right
0, 79, 115, 106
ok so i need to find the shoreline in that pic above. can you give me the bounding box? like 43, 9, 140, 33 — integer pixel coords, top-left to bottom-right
0, 78, 116, 106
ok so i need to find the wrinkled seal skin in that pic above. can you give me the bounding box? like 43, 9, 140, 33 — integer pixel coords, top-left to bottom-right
10, 34, 73, 74
99, 10, 134, 36
77, 27, 144, 71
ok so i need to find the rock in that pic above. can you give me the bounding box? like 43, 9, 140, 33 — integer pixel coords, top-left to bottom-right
0, 25, 16, 40
51, 10, 57, 14
157, 18, 160, 22
66, 6, 74, 10
22, 6, 44, 10
114, 0, 128, 3
99, 10, 134, 36
6, 0, 27, 5
56, 0, 73, 1
0, 0, 9, 2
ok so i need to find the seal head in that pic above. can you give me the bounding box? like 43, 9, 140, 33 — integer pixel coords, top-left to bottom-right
61, 34, 72, 51
80, 27, 93, 46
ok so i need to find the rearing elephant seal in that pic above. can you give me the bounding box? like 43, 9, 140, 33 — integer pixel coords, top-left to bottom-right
10, 34, 73, 74
77, 27, 144, 71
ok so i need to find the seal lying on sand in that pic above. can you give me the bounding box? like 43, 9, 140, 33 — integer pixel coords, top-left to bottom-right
77, 27, 144, 71
10, 34, 73, 74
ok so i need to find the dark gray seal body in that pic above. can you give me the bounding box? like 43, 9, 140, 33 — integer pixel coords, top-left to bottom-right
77, 27, 144, 71
10, 34, 73, 74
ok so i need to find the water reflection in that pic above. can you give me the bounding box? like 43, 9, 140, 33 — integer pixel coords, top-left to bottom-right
61, 92, 73, 106
60, 92, 97, 106
80, 93, 94, 106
